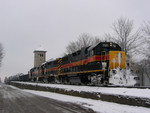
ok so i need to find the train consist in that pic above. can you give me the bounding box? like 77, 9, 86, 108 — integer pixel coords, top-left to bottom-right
5, 73, 29, 83
6, 42, 140, 86
29, 42, 126, 85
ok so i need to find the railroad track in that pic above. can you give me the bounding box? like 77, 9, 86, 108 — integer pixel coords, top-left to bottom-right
87, 84, 150, 89
106, 85, 150, 89
9, 81, 150, 89
73, 83, 150, 89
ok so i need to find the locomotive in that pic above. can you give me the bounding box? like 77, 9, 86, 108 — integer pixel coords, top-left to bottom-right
29, 42, 126, 85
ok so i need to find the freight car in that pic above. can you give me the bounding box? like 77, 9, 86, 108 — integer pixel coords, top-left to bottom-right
5, 73, 30, 83
29, 42, 126, 85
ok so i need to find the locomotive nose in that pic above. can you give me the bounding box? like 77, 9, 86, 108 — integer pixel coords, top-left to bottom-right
109, 51, 126, 70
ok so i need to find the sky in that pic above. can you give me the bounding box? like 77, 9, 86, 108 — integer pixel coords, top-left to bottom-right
0, 0, 150, 81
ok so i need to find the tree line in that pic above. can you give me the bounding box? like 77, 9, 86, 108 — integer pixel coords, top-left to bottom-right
0, 43, 3, 68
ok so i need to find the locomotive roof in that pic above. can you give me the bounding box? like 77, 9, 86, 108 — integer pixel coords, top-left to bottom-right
88, 42, 116, 51
88, 42, 99, 51
41, 58, 54, 65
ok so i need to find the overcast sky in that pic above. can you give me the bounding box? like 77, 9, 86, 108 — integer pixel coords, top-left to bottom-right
0, 0, 150, 81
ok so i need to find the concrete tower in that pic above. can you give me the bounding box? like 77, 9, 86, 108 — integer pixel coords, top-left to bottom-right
34, 46, 46, 67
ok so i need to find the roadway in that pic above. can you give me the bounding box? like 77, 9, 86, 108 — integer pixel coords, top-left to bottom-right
0, 83, 95, 113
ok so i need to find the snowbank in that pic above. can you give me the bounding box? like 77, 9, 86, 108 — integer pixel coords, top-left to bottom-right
23, 89, 150, 113
10, 82, 150, 108
14, 81, 150, 98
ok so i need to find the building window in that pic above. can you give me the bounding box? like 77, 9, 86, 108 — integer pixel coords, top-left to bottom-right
39, 54, 43, 57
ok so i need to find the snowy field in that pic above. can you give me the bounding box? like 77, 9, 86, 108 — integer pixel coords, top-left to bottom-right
8, 84, 150, 113
23, 89, 150, 113
14, 82, 150, 98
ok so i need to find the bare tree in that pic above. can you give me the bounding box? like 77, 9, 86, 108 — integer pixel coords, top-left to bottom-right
106, 17, 141, 56
136, 21, 150, 59
135, 59, 150, 85
141, 21, 150, 83
104, 33, 113, 42
141, 21, 150, 58
66, 33, 102, 54
142, 21, 150, 37
144, 59, 150, 83
0, 43, 4, 67
134, 21, 150, 86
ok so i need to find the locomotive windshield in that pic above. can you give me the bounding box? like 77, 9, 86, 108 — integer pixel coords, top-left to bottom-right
93, 42, 121, 55
101, 43, 121, 51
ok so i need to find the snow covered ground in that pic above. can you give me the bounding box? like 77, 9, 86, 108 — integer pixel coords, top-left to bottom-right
8, 84, 150, 113
15, 82, 150, 98
23, 89, 150, 113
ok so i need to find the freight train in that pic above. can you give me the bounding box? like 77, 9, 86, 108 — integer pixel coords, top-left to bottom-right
29, 42, 126, 85
5, 73, 30, 84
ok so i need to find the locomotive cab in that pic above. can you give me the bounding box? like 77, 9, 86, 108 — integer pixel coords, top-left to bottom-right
86, 42, 125, 84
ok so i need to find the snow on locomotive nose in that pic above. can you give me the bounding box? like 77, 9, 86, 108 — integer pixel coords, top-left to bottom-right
109, 51, 126, 70
109, 51, 137, 86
